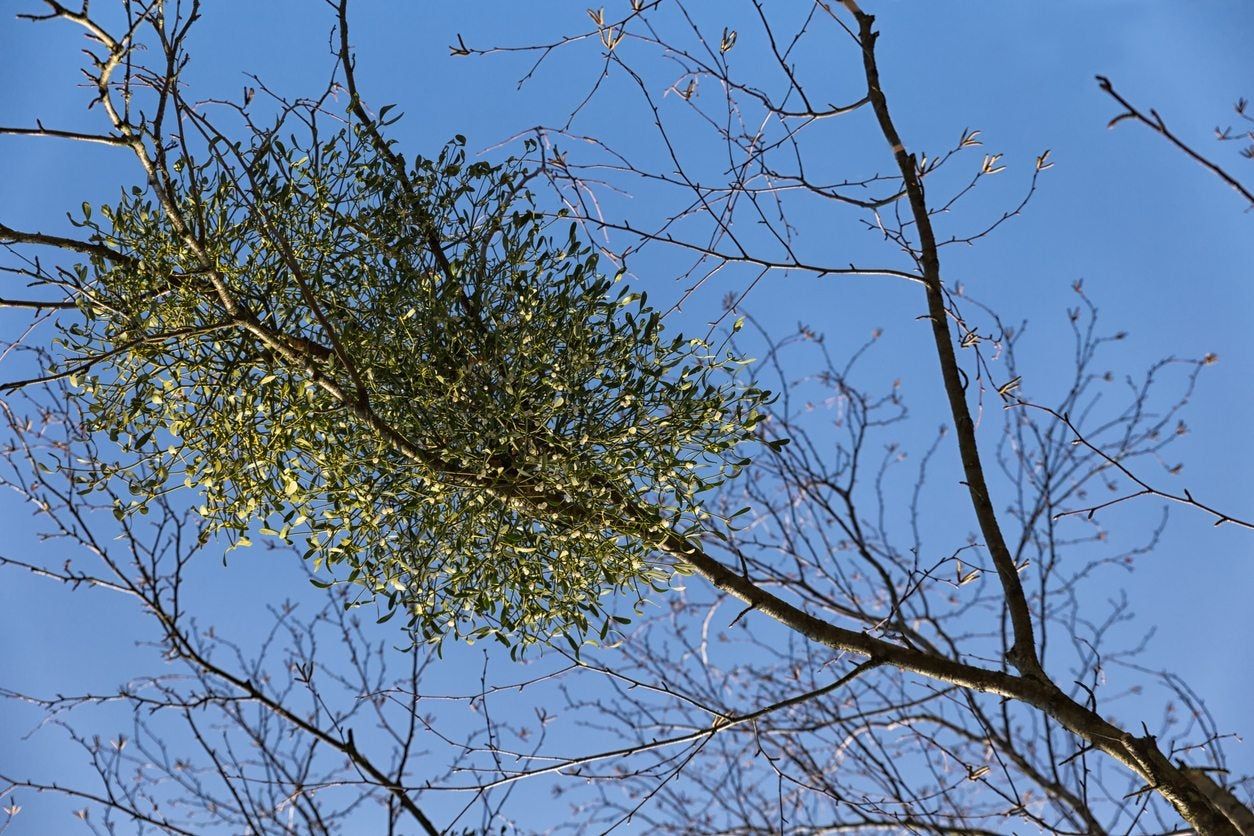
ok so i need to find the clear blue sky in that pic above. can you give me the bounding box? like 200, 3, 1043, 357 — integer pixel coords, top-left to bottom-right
1, 2, 1251, 832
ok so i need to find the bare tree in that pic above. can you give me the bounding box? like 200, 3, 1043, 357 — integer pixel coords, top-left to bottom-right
1, 1, 1251, 834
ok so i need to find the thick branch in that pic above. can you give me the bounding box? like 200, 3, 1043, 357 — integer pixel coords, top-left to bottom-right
0, 222, 135, 266
840, 1, 1041, 679
829, 4, 1247, 832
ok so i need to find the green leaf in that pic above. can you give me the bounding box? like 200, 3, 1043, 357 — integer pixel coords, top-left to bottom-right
55, 128, 769, 650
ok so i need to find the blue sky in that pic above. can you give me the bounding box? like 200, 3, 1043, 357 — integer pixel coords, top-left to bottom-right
1, 1, 1251, 832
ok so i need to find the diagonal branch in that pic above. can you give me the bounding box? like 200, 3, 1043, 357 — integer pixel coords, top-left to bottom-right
1097, 75, 1254, 209
0, 222, 135, 266
1013, 399, 1253, 530
442, 658, 883, 791
836, 0, 1041, 680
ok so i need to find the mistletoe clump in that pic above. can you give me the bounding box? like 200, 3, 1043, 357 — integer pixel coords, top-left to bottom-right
57, 126, 767, 648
